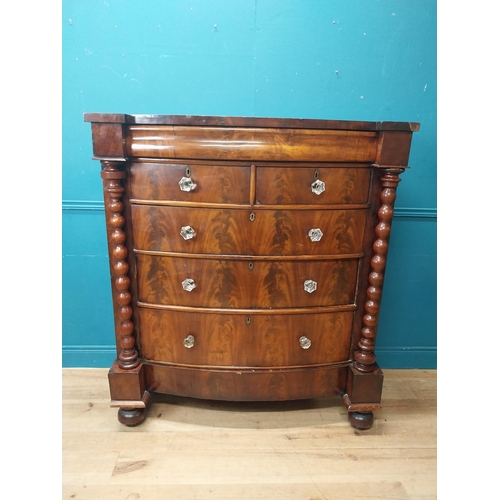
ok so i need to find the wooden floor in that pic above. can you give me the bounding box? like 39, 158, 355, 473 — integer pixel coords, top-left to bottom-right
62, 368, 436, 500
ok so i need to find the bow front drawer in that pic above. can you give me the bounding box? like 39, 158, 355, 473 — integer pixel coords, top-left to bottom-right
131, 205, 367, 256
136, 255, 358, 309
138, 309, 353, 368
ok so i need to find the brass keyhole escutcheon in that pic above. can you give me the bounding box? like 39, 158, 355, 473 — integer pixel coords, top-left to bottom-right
245, 317, 251, 325
248, 262, 254, 271
185, 167, 191, 177
314, 169, 319, 180
249, 212, 256, 222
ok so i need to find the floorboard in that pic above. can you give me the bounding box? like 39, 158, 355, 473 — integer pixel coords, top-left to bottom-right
62, 368, 436, 500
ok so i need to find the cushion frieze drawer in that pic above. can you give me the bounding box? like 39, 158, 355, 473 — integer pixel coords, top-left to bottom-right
255, 166, 371, 205
125, 125, 379, 162
136, 255, 358, 308
138, 309, 353, 368
129, 162, 251, 204
132, 205, 367, 256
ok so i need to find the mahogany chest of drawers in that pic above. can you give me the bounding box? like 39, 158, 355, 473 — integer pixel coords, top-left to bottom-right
84, 113, 419, 429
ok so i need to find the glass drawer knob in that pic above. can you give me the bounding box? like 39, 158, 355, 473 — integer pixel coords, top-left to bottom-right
299, 336, 312, 349
311, 179, 325, 195
308, 228, 323, 242
304, 279, 317, 293
182, 278, 196, 292
180, 225, 196, 240
179, 176, 197, 192
183, 334, 195, 349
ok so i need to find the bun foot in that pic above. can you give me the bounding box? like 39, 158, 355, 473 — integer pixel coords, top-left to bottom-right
348, 411, 374, 430
117, 407, 146, 427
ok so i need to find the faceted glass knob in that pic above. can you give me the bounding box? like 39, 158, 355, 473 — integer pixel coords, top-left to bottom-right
179, 176, 197, 192
180, 226, 196, 240
299, 336, 312, 349
308, 228, 323, 242
182, 278, 196, 292
311, 179, 325, 195
183, 334, 195, 349
304, 279, 317, 293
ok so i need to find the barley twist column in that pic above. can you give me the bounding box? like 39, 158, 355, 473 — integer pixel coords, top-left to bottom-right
353, 167, 404, 373
101, 160, 139, 370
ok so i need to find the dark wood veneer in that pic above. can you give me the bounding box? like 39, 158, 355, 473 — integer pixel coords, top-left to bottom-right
131, 206, 367, 256
84, 113, 419, 429
129, 162, 251, 204
138, 309, 353, 368
255, 166, 372, 205
136, 255, 358, 308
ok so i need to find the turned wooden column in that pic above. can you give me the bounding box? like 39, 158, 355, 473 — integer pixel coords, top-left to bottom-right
101, 160, 139, 370
353, 167, 404, 373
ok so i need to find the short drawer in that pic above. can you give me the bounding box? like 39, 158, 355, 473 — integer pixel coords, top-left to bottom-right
138, 309, 353, 367
129, 162, 251, 204
256, 166, 371, 205
136, 255, 358, 308
132, 205, 366, 256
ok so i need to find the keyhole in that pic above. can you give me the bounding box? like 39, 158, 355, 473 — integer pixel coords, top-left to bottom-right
314, 170, 319, 180
248, 262, 254, 271
185, 167, 191, 177
245, 317, 251, 325
249, 212, 256, 222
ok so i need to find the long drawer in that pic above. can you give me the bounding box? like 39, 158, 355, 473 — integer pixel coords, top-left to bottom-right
136, 255, 358, 308
138, 309, 353, 368
131, 205, 367, 256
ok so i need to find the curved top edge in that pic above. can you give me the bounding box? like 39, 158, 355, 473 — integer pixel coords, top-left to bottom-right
83, 113, 420, 132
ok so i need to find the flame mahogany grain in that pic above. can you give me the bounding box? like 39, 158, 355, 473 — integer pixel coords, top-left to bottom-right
138, 309, 354, 368
136, 255, 358, 309
131, 206, 367, 256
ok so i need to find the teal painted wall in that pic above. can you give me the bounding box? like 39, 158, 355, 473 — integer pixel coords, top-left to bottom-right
62, 0, 436, 368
